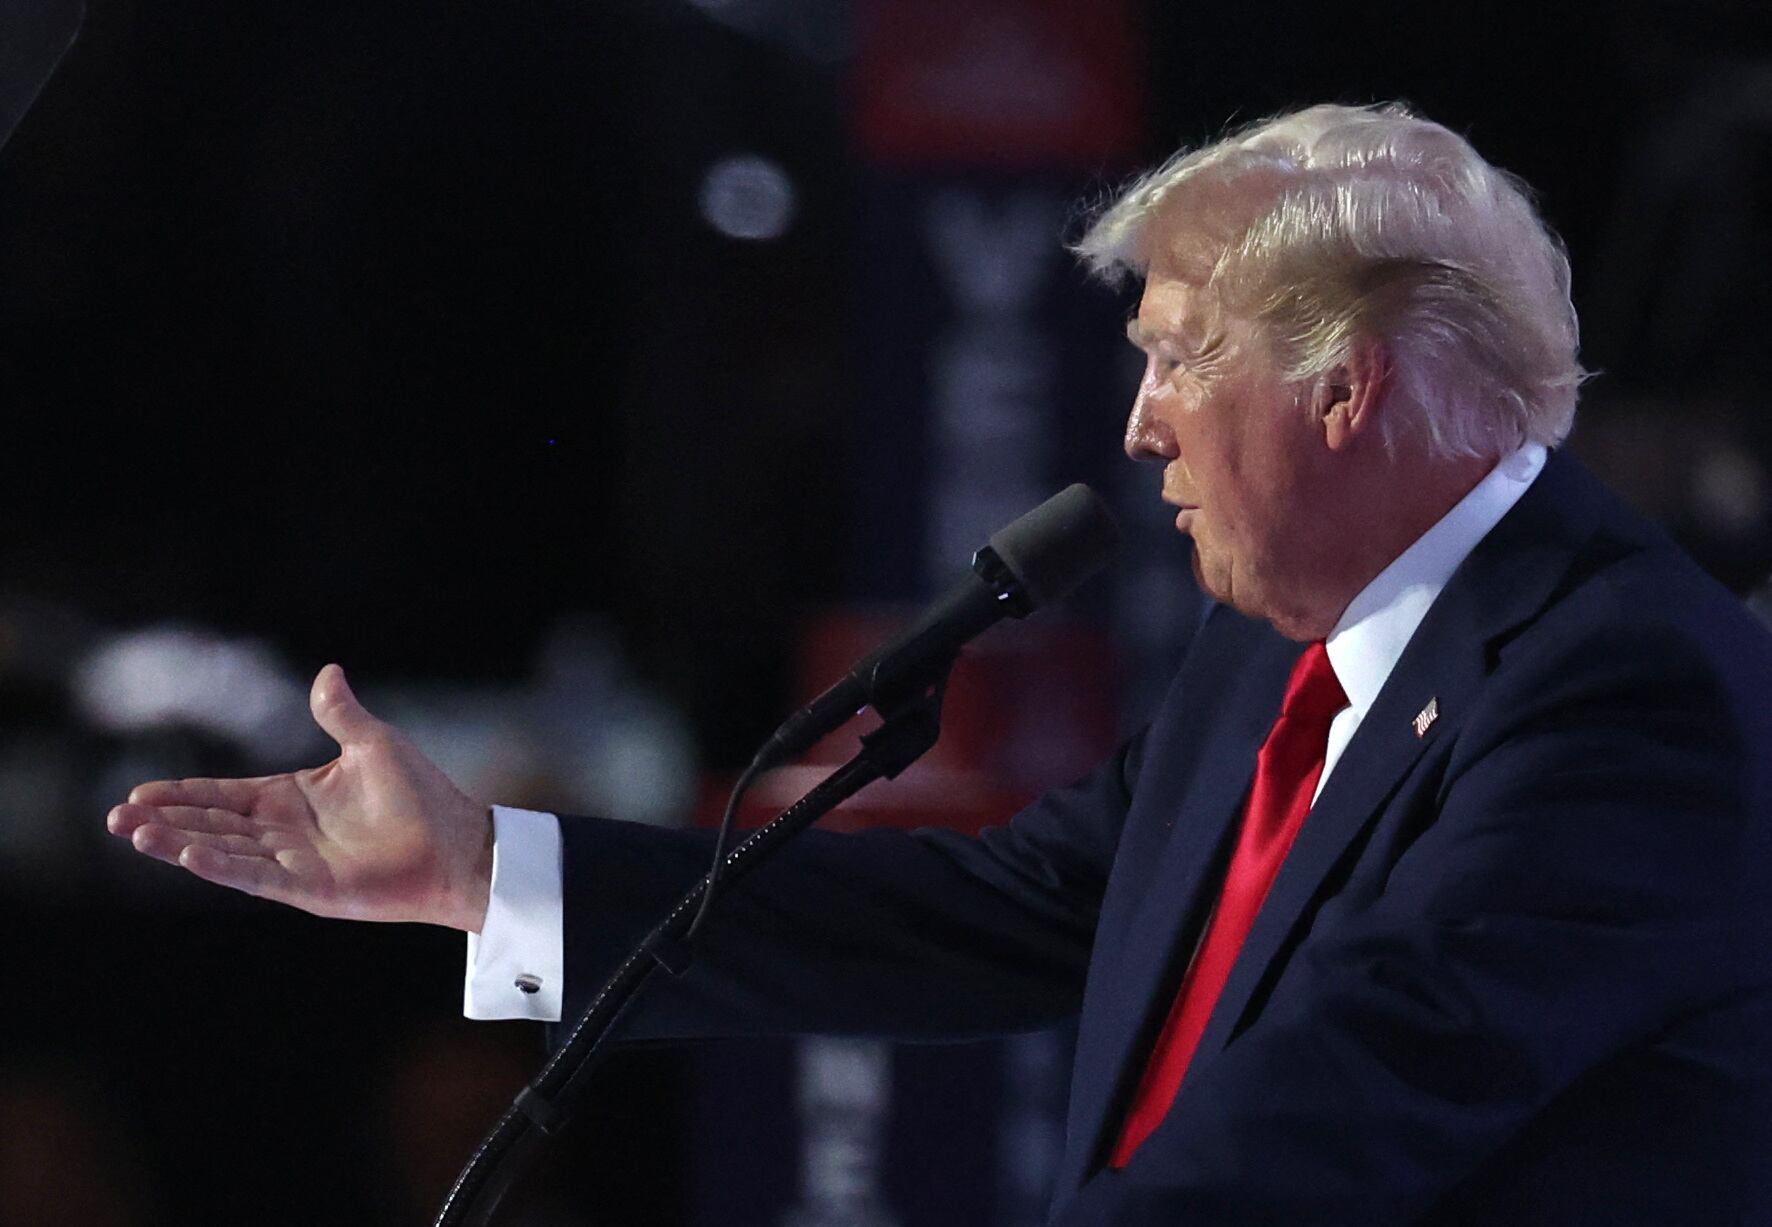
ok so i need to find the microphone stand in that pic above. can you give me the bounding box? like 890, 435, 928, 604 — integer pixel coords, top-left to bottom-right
430, 683, 949, 1227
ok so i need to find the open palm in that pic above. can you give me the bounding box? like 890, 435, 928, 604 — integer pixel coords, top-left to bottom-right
106, 663, 493, 932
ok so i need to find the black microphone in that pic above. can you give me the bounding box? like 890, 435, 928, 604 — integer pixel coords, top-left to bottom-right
754, 483, 1121, 772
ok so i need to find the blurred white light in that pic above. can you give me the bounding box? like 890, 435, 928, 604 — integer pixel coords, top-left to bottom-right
699, 154, 796, 241
371, 687, 534, 803
73, 626, 312, 760
1692, 444, 1767, 534
566, 703, 696, 828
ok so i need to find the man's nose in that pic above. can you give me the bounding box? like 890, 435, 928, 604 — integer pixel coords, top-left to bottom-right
1123, 392, 1175, 462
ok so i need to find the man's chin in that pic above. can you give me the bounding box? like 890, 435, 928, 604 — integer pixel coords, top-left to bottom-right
1188, 547, 1230, 607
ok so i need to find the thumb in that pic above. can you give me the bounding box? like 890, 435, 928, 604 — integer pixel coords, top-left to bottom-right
310, 663, 385, 748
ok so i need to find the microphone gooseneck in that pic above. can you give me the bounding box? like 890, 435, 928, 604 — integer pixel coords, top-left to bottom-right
754, 482, 1122, 773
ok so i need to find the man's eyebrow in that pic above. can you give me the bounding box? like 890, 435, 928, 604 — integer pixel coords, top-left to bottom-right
1126, 317, 1195, 353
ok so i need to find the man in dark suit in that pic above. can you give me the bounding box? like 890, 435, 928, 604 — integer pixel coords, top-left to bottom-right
110, 103, 1772, 1222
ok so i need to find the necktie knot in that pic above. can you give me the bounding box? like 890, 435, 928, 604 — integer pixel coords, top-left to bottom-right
1278, 641, 1346, 724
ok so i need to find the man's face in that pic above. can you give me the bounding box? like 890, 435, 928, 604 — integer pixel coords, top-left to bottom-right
1124, 270, 1327, 633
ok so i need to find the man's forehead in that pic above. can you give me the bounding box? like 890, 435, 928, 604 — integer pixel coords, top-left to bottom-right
1132, 274, 1219, 342
1146, 226, 1227, 286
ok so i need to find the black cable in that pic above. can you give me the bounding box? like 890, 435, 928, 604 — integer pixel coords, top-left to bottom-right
683, 752, 765, 945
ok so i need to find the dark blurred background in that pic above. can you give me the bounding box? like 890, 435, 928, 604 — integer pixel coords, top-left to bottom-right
3, 1, 1771, 1223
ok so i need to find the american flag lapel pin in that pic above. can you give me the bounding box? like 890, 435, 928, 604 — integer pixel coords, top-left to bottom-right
1411, 697, 1440, 738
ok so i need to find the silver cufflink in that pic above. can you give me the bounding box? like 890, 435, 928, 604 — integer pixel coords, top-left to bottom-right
514, 973, 543, 995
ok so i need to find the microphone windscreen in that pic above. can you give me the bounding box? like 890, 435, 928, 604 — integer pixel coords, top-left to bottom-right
988, 484, 1121, 608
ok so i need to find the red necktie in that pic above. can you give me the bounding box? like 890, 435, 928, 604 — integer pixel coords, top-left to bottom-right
1109, 640, 1347, 1168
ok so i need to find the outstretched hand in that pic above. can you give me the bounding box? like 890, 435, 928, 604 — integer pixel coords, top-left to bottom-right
106, 663, 494, 932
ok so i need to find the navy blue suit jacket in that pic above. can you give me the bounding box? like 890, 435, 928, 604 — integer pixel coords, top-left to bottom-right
560, 453, 1772, 1224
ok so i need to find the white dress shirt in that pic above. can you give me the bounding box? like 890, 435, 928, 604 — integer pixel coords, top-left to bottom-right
1319, 442, 1546, 799
464, 444, 1548, 1022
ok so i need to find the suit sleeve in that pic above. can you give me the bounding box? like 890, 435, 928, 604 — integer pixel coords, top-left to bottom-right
556, 724, 1147, 1042
1056, 613, 1772, 1224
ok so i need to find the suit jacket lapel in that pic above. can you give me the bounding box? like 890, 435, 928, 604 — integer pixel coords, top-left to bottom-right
1188, 630, 1482, 1066
1060, 613, 1301, 1188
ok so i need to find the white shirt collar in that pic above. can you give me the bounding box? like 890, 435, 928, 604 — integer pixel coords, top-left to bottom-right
1324, 443, 1548, 719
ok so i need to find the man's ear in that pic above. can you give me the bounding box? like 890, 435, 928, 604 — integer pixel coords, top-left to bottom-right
1312, 337, 1390, 451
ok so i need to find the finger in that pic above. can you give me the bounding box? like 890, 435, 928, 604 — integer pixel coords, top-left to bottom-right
107, 803, 146, 837
109, 803, 255, 839
309, 663, 386, 749
177, 843, 297, 903
126, 776, 269, 811
130, 824, 273, 864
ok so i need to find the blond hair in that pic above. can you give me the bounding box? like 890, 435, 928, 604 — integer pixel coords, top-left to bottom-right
1075, 103, 1588, 459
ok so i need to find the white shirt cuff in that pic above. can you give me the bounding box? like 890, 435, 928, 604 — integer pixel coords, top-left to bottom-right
463, 805, 565, 1022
